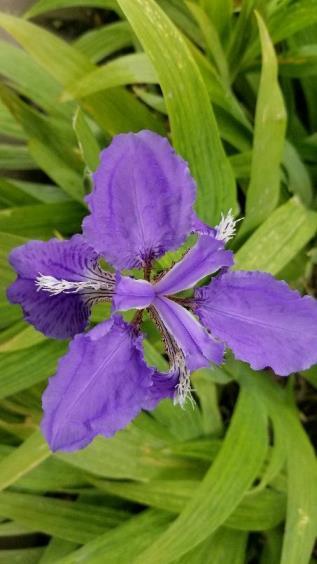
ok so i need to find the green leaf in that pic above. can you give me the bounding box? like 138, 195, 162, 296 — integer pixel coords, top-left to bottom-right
0, 323, 45, 352
0, 85, 85, 202
39, 538, 78, 564
261, 528, 283, 564
117, 0, 236, 224
64, 53, 158, 100
0, 547, 45, 563
0, 13, 164, 136
235, 197, 317, 275
283, 141, 313, 206
176, 528, 248, 564
0, 178, 39, 208
0, 39, 70, 118
0, 340, 67, 399
58, 509, 173, 564
0, 491, 128, 543
191, 370, 223, 435
279, 45, 317, 77
93, 477, 285, 530
13, 454, 88, 492
237, 368, 317, 564
0, 231, 27, 293
0, 144, 36, 171
282, 413, 317, 564
59, 427, 202, 481
74, 21, 133, 64
0, 430, 50, 491
0, 101, 26, 140
24, 0, 120, 18
132, 386, 268, 563
239, 12, 287, 237
0, 178, 69, 205
0, 202, 85, 238
73, 108, 100, 172
199, 0, 233, 39
186, 3, 229, 84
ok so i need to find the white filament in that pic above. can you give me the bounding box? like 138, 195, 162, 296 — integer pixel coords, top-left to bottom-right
35, 274, 106, 295
173, 352, 195, 408
215, 209, 238, 243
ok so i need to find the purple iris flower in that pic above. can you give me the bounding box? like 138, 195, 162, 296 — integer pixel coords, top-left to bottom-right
7, 130, 317, 452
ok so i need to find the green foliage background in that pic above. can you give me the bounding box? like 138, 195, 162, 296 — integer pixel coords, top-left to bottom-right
0, 0, 317, 562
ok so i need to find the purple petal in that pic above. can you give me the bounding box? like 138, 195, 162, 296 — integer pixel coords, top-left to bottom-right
153, 297, 224, 371
7, 235, 110, 339
191, 215, 216, 237
195, 271, 317, 376
145, 371, 178, 409
82, 130, 196, 270
42, 315, 157, 452
113, 275, 155, 311
155, 236, 233, 296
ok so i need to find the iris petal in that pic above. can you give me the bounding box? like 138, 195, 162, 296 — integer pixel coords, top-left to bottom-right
42, 315, 155, 451
83, 130, 196, 270
196, 271, 317, 376
155, 235, 233, 296
153, 296, 224, 372
7, 235, 113, 339
113, 275, 155, 311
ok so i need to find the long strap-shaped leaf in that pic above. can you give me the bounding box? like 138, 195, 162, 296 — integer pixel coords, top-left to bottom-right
238, 368, 317, 564
133, 385, 268, 564
238, 12, 286, 238
0, 12, 162, 136
117, 0, 236, 225
0, 430, 50, 491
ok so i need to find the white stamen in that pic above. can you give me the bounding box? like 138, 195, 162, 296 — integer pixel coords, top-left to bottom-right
35, 274, 107, 295
173, 352, 195, 408
215, 209, 239, 243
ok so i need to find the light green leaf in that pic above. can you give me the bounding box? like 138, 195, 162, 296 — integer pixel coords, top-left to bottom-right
283, 141, 313, 206
74, 21, 133, 64
0, 202, 85, 238
235, 197, 317, 275
73, 108, 100, 172
279, 45, 317, 77
177, 528, 247, 564
186, 2, 229, 84
58, 509, 173, 564
93, 477, 285, 530
0, 144, 36, 171
0, 340, 67, 399
60, 429, 201, 481
133, 386, 268, 563
261, 528, 283, 564
0, 491, 128, 543
24, 0, 120, 18
0, 13, 163, 136
0, 178, 69, 204
0, 547, 45, 563
0, 39, 70, 118
0, 101, 26, 140
239, 12, 287, 237
0, 430, 50, 491
64, 53, 158, 100
0, 323, 45, 352
117, 0, 236, 224
39, 538, 78, 564
237, 367, 317, 564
